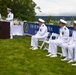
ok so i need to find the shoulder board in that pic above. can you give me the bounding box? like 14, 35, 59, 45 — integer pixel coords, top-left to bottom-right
42, 25, 44, 27
64, 28, 66, 30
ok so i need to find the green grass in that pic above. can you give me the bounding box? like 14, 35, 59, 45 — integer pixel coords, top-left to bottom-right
0, 36, 76, 75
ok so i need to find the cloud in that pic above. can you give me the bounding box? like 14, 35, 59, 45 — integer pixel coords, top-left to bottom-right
33, 0, 76, 16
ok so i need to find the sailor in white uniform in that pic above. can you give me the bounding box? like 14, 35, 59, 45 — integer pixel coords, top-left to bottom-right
6, 8, 14, 39
46, 19, 69, 57
30, 18, 47, 50
6, 8, 14, 21
61, 21, 76, 66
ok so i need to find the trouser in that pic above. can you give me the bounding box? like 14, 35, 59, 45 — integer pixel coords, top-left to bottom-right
68, 44, 76, 61
61, 43, 68, 57
31, 35, 44, 48
10, 21, 13, 39
62, 43, 76, 60
74, 47, 76, 61
48, 39, 63, 55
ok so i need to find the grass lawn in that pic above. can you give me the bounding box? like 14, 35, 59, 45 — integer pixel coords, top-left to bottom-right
0, 36, 76, 75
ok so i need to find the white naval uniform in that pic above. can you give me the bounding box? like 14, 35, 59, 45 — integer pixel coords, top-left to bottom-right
48, 26, 69, 55
62, 30, 76, 61
6, 12, 14, 21
31, 24, 47, 48
6, 12, 14, 39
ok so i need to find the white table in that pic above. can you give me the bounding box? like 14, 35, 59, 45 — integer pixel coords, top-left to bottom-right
11, 25, 23, 36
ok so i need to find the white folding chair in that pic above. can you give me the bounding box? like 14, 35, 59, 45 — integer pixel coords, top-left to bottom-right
43, 33, 59, 50
38, 32, 49, 49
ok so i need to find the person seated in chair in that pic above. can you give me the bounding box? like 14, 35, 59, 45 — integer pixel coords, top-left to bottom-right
61, 21, 76, 66
30, 18, 47, 50
46, 19, 69, 57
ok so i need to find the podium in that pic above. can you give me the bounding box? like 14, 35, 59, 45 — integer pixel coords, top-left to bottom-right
0, 21, 10, 39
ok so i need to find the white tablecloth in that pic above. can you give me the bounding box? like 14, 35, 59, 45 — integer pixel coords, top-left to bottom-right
11, 25, 23, 36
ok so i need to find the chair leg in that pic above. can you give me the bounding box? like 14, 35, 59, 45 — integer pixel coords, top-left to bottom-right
43, 44, 49, 50
40, 42, 45, 49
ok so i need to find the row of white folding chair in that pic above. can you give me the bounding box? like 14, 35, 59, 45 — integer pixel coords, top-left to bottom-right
39, 32, 72, 56
44, 35, 72, 56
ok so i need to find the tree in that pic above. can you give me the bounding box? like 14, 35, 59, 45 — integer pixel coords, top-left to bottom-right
36, 6, 42, 12
0, 0, 36, 21
70, 17, 74, 25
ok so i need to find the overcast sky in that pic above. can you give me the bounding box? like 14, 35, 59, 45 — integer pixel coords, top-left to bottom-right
33, 0, 76, 16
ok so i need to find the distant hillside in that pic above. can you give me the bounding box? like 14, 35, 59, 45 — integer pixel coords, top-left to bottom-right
36, 16, 76, 21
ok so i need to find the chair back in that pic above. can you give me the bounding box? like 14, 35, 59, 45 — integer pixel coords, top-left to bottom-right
50, 33, 59, 40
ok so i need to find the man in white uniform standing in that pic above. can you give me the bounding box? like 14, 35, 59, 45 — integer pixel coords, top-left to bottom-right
46, 19, 69, 57
6, 8, 14, 21
30, 18, 47, 50
61, 21, 76, 66
6, 8, 14, 39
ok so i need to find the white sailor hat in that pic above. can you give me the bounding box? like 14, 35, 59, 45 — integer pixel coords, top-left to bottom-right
60, 19, 67, 24
7, 8, 11, 11
74, 21, 76, 24
38, 18, 45, 23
